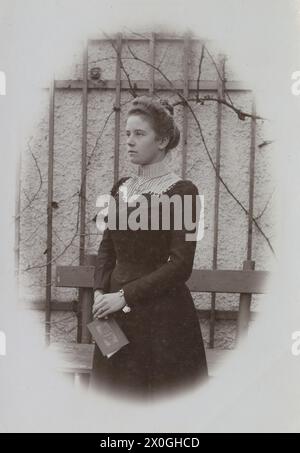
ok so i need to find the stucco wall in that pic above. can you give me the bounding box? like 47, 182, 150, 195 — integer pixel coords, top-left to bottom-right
18, 34, 277, 349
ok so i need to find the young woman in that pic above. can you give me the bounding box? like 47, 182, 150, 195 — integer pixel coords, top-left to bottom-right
90, 95, 208, 401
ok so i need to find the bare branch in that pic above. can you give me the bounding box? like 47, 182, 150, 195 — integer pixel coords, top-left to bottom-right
86, 108, 115, 168
196, 44, 205, 103
173, 96, 265, 121
16, 140, 43, 219
103, 31, 138, 98
156, 41, 173, 71
203, 45, 235, 109
254, 189, 275, 221
122, 38, 275, 256
22, 190, 81, 272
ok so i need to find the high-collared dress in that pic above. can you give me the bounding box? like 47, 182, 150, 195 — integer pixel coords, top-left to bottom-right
90, 159, 208, 400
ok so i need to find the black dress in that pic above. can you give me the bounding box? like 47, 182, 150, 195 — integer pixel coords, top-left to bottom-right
90, 176, 208, 400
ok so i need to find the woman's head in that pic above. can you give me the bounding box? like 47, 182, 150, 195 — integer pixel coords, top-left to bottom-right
125, 96, 180, 165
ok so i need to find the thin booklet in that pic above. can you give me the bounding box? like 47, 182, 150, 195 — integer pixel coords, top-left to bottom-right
87, 317, 129, 358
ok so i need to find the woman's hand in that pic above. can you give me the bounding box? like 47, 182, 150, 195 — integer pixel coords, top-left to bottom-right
92, 291, 126, 319
94, 289, 104, 305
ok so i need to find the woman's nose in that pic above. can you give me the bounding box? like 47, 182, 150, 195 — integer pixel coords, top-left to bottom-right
127, 136, 135, 146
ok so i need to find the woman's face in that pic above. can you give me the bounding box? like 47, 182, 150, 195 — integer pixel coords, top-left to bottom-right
126, 114, 168, 165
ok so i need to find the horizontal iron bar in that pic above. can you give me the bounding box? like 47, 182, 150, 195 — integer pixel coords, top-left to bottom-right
44, 79, 250, 92
88, 35, 207, 43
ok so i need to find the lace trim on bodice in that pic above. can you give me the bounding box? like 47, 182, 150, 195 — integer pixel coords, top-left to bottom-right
117, 173, 183, 202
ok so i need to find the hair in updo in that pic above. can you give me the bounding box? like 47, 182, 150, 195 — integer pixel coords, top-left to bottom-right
126, 96, 180, 153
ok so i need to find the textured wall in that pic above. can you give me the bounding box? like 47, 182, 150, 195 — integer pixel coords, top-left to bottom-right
18, 34, 277, 348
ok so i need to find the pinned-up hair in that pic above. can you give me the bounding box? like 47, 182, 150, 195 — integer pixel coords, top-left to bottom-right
126, 95, 180, 153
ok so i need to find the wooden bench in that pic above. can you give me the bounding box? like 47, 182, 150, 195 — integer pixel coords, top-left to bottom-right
50, 255, 270, 385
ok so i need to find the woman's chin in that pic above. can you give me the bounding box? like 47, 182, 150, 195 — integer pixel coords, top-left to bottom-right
128, 154, 140, 164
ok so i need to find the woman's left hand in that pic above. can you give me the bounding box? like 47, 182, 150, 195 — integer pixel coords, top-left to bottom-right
92, 292, 126, 319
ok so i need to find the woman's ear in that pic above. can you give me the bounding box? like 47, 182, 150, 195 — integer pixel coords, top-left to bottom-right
157, 136, 170, 150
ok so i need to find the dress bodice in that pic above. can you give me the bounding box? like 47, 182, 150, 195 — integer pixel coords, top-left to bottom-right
106, 176, 199, 286
93, 158, 200, 307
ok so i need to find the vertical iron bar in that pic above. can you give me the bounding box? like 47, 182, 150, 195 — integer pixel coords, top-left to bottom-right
113, 33, 122, 184
181, 33, 190, 179
209, 55, 225, 348
77, 42, 89, 342
45, 77, 55, 346
236, 98, 257, 343
247, 99, 256, 260
79, 43, 88, 265
138, 32, 156, 178
80, 254, 96, 344
149, 33, 155, 96
237, 259, 255, 342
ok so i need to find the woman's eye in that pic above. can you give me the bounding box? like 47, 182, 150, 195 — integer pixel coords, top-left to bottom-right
126, 132, 143, 136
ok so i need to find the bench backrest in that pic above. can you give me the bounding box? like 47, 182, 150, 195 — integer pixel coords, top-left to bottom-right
55, 255, 271, 344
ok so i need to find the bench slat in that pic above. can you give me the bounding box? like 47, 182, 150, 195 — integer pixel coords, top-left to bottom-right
187, 269, 270, 293
56, 265, 270, 294
56, 265, 95, 288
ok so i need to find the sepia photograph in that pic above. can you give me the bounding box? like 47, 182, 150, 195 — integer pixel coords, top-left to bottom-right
0, 0, 300, 434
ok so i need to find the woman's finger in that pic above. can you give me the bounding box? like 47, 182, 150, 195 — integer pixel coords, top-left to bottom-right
93, 294, 107, 311
95, 301, 111, 318
93, 304, 104, 317
97, 307, 112, 318
93, 302, 109, 318
93, 298, 107, 309
94, 293, 105, 304
92, 300, 102, 315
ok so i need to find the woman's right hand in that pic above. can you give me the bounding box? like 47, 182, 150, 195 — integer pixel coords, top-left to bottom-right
93, 289, 106, 318
94, 289, 104, 301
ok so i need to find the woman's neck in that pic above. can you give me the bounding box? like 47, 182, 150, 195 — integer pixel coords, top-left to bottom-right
138, 157, 170, 178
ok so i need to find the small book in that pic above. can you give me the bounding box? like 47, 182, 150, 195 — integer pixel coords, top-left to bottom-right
87, 317, 129, 358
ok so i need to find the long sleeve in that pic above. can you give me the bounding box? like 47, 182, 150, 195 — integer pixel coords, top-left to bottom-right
93, 226, 116, 293
122, 181, 200, 307
93, 176, 129, 293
